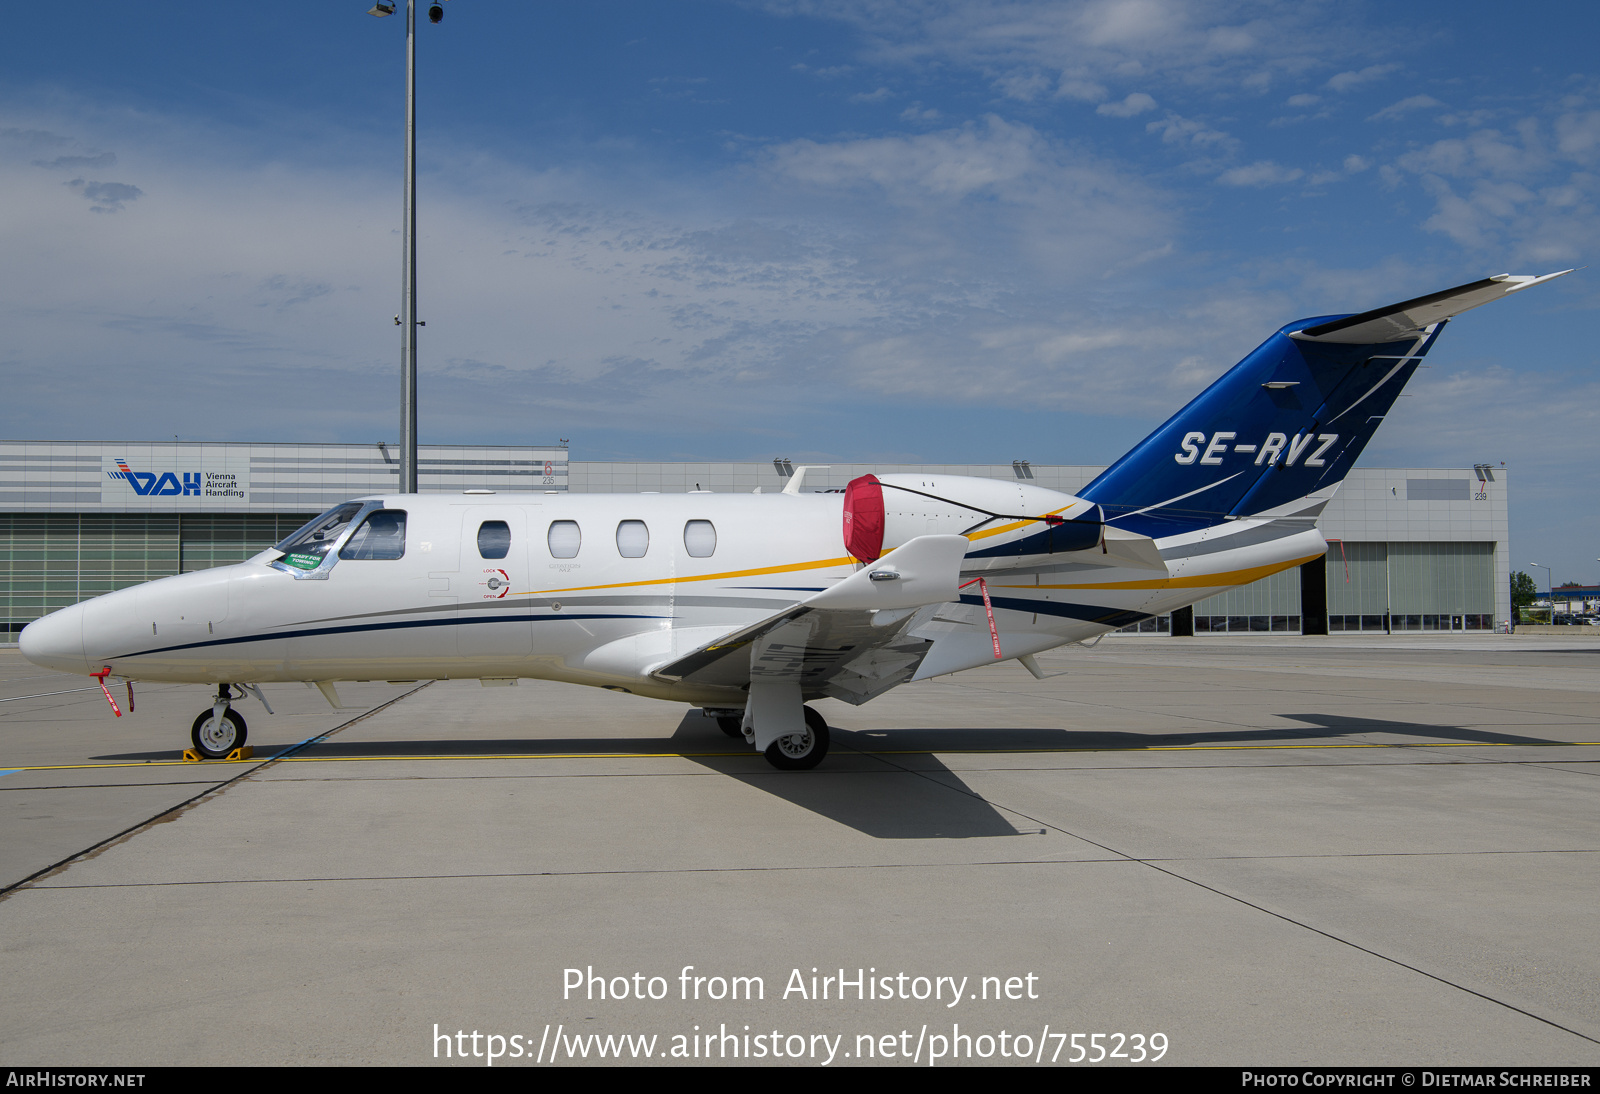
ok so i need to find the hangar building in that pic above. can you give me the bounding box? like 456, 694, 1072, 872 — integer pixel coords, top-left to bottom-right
0, 441, 1509, 641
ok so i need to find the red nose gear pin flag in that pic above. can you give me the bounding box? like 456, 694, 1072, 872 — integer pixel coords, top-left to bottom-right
91, 666, 131, 717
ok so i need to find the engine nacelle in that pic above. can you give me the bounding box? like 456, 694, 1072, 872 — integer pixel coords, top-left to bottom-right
843, 472, 1164, 574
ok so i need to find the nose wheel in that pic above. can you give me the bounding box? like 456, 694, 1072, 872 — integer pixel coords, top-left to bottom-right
190, 685, 249, 759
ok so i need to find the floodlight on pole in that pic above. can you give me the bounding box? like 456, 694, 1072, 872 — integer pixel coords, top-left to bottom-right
368, 1, 452, 492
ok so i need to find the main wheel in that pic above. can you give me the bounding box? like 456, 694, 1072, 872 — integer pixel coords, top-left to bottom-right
763, 706, 830, 771
716, 715, 744, 739
191, 708, 248, 759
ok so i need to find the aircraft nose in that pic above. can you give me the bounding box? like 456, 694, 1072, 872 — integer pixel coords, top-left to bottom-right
19, 603, 91, 676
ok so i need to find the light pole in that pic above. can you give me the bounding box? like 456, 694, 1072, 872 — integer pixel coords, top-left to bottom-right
369, 0, 449, 493
1530, 562, 1553, 622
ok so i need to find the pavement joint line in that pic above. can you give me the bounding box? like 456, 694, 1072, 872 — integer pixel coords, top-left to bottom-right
849, 742, 1600, 1050
1134, 858, 1600, 1048
0, 682, 433, 900
0, 687, 103, 703
29, 845, 1600, 891
5, 739, 1600, 773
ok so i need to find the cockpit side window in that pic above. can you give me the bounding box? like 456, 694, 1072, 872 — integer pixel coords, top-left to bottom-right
477, 520, 512, 560
274, 502, 364, 571
338, 510, 408, 560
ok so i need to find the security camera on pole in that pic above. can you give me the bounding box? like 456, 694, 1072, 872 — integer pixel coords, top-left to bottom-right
368, 0, 452, 493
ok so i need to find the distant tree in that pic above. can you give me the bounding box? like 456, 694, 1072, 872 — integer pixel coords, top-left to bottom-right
1510, 571, 1538, 609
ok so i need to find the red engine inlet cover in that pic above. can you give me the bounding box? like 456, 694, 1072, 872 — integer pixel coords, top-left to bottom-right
842, 474, 885, 564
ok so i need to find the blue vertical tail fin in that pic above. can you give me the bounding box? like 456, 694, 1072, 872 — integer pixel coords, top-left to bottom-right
1079, 272, 1571, 538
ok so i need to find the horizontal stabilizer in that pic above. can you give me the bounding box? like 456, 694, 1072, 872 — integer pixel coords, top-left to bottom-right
1098, 526, 1168, 572
1291, 271, 1572, 344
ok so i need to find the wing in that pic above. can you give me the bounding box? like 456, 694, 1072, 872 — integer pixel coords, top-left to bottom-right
650, 534, 970, 705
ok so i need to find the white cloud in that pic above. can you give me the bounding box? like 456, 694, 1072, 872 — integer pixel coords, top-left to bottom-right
764, 116, 1047, 201
758, 1, 1374, 100
850, 87, 894, 103
65, 178, 143, 213
1145, 112, 1233, 148
1286, 93, 1320, 107
1326, 63, 1400, 92
1377, 98, 1600, 263
0, 102, 1212, 446
994, 72, 1058, 102
1055, 77, 1109, 103
1555, 110, 1600, 161
1096, 92, 1158, 118
1217, 160, 1303, 186
1368, 94, 1443, 122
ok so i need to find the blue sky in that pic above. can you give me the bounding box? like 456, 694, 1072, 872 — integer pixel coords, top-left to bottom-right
2, 1, 1597, 583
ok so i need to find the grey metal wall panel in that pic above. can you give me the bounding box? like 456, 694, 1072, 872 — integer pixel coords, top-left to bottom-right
1388, 542, 1495, 615
1325, 542, 1390, 616
1193, 565, 1301, 616
1406, 479, 1471, 501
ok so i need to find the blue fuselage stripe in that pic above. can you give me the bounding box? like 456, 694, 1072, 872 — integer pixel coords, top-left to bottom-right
113, 613, 669, 661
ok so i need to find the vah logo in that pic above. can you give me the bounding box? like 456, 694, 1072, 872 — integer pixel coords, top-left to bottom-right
108, 460, 200, 496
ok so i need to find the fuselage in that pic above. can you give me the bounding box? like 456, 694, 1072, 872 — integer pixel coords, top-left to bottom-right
19, 476, 1324, 705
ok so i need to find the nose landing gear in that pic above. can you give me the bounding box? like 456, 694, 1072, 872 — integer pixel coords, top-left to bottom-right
190, 684, 249, 759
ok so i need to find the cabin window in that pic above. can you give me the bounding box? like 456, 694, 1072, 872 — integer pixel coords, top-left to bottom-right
338, 510, 407, 560
616, 520, 649, 558
548, 520, 581, 559
477, 520, 511, 560
273, 502, 364, 570
683, 520, 717, 558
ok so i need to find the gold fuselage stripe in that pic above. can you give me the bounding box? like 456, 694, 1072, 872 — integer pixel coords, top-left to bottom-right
1005, 552, 1325, 592
522, 554, 858, 597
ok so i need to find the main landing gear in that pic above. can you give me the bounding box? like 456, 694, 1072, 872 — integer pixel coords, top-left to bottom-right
765, 706, 830, 771
707, 704, 831, 769
191, 684, 248, 759
707, 704, 832, 769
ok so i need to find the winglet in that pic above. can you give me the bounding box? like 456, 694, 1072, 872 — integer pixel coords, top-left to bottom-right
782, 466, 831, 495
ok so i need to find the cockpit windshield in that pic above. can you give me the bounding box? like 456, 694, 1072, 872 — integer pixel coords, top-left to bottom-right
273, 502, 365, 570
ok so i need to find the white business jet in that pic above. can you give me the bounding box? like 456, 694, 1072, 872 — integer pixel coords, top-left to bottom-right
20, 272, 1569, 768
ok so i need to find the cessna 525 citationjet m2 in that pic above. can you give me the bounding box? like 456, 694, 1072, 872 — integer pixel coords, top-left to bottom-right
20, 272, 1570, 769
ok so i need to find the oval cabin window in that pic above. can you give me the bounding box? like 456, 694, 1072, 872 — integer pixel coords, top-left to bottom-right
683, 520, 716, 558
616, 520, 649, 558
547, 520, 581, 559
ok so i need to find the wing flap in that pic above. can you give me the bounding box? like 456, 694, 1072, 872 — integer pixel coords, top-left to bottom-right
650, 535, 967, 692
